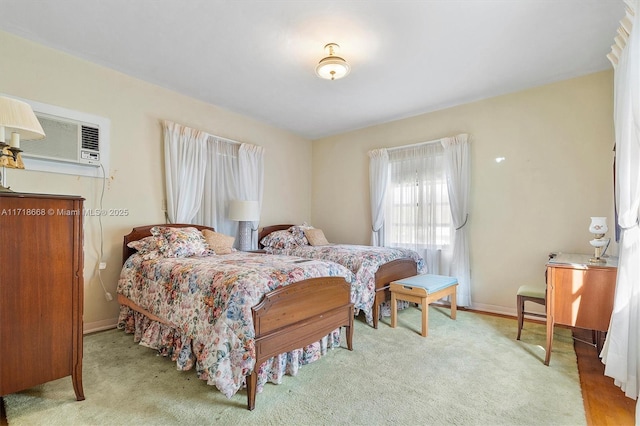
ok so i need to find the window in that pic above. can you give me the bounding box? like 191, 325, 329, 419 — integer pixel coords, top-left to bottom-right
385, 143, 453, 274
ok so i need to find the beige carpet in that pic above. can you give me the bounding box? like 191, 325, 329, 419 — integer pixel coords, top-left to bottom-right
4, 308, 585, 425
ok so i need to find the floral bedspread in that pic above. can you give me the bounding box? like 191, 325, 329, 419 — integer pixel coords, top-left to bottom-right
264, 245, 425, 324
117, 252, 354, 399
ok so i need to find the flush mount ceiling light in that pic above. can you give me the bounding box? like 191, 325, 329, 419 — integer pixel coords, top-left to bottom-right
315, 43, 350, 81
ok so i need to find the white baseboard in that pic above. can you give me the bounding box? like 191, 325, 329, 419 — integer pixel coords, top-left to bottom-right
80, 305, 537, 336
469, 302, 515, 317
84, 318, 118, 334
470, 302, 546, 322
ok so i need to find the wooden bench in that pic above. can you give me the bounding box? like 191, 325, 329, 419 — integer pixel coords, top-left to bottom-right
390, 274, 458, 337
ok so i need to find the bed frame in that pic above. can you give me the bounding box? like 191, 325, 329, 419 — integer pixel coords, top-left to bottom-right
120, 224, 354, 410
258, 224, 418, 328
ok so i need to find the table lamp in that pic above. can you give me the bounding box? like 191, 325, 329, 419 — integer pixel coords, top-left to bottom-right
0, 96, 46, 192
229, 200, 260, 251
588, 217, 610, 264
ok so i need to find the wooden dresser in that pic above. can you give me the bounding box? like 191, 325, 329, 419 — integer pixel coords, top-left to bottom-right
544, 253, 617, 366
0, 192, 85, 400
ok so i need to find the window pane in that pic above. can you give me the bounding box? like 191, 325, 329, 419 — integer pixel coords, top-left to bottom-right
385, 144, 452, 249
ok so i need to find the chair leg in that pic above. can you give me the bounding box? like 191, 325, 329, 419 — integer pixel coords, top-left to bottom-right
516, 295, 524, 340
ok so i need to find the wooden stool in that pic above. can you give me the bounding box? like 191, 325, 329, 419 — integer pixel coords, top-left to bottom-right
516, 284, 546, 340
390, 274, 458, 337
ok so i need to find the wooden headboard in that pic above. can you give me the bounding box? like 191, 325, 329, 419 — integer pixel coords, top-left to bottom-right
257, 224, 295, 248
122, 223, 215, 264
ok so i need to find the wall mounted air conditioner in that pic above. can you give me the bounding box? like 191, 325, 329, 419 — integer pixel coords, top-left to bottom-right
21, 112, 101, 166
6, 95, 111, 178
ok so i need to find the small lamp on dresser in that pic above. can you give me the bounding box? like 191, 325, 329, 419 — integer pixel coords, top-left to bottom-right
588, 216, 610, 264
229, 200, 260, 251
0, 96, 46, 192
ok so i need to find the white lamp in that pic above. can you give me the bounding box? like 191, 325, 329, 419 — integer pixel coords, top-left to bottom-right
0, 96, 46, 192
315, 43, 351, 81
229, 200, 260, 251
588, 217, 610, 263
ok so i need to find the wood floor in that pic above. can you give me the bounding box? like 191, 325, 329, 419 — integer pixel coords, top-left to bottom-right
0, 325, 635, 425
574, 328, 636, 425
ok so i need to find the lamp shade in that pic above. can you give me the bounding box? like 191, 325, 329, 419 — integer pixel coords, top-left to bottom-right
589, 217, 608, 235
0, 96, 45, 143
228, 200, 260, 221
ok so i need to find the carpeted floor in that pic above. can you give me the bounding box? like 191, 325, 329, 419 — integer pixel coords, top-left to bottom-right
4, 307, 585, 425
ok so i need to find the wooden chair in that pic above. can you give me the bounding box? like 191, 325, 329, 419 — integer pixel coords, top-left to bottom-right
516, 284, 546, 340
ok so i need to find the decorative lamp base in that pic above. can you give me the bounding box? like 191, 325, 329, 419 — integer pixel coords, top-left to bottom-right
238, 221, 253, 251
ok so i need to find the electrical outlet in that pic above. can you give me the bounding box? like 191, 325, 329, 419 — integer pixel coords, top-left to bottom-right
99, 262, 107, 270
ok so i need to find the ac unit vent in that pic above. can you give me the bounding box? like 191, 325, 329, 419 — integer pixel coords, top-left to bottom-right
21, 112, 101, 167
81, 126, 99, 151
9, 95, 111, 178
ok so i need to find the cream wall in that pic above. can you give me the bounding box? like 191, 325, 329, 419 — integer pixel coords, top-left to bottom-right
1, 29, 616, 326
311, 70, 616, 315
0, 31, 314, 331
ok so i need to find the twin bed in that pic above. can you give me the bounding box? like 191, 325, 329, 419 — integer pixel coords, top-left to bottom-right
117, 223, 424, 410
117, 224, 354, 410
258, 224, 425, 328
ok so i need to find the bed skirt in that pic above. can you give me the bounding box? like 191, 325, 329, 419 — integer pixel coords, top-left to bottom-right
117, 305, 342, 398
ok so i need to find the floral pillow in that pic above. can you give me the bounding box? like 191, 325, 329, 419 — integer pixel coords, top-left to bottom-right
260, 230, 299, 249
151, 226, 209, 258
288, 223, 314, 246
127, 236, 162, 260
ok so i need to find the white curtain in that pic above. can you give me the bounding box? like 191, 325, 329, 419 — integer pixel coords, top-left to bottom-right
601, 0, 640, 416
442, 133, 472, 307
238, 143, 265, 249
368, 148, 389, 246
162, 120, 208, 223
193, 137, 240, 236
386, 142, 454, 277
163, 121, 264, 244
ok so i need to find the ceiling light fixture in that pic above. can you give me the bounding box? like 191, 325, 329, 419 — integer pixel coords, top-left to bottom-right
315, 43, 350, 81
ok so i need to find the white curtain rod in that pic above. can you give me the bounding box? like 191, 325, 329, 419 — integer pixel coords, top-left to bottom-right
162, 120, 243, 145
386, 137, 443, 152
207, 133, 241, 146
163, 119, 243, 146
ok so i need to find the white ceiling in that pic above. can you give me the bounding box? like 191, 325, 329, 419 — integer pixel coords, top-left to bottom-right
0, 0, 625, 139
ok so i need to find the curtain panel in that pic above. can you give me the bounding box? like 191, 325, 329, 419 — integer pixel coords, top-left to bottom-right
368, 148, 389, 246
162, 120, 208, 223
238, 143, 265, 249
193, 137, 240, 236
601, 0, 640, 415
441, 134, 471, 307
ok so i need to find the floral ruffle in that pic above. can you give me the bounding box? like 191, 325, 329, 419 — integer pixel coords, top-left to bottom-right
117, 305, 341, 397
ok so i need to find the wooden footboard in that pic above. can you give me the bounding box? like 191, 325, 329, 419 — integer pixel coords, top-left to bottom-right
371, 258, 418, 329
247, 276, 354, 410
